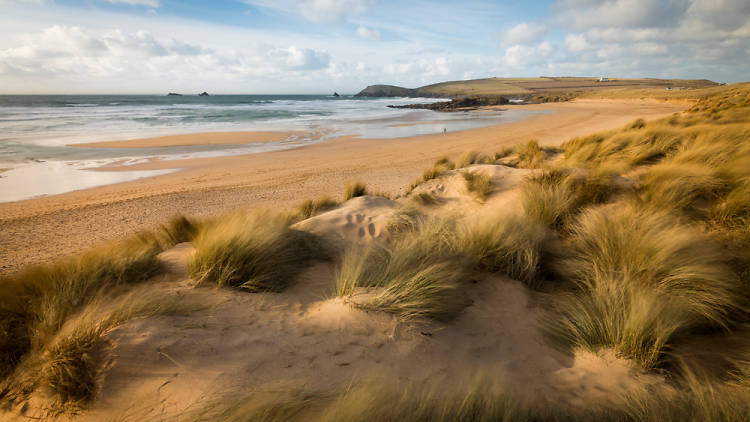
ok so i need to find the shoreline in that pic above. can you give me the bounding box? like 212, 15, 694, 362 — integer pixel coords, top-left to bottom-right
68, 130, 310, 148
0, 99, 687, 275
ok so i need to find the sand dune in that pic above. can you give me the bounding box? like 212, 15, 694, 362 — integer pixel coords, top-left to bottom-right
51, 169, 662, 420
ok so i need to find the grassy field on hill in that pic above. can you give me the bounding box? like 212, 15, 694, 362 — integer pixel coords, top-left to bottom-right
357, 76, 722, 102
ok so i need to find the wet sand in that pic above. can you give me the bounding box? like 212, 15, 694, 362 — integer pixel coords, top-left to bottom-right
68, 130, 307, 148
0, 99, 687, 275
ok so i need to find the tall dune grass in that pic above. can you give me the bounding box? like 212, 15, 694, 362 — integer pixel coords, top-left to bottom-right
459, 213, 548, 287
337, 218, 471, 321
514, 139, 549, 168
455, 150, 491, 168
189, 211, 325, 292
408, 157, 455, 191
343, 182, 367, 201
156, 215, 200, 247
462, 170, 493, 200
639, 162, 726, 216
0, 233, 164, 380
521, 167, 620, 229
294, 196, 339, 221
6, 292, 195, 411
548, 203, 738, 368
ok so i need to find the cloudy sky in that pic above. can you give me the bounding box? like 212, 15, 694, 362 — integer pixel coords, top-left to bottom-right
0, 0, 748, 94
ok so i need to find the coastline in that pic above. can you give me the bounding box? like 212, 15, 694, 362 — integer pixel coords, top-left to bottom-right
68, 130, 310, 148
0, 99, 686, 275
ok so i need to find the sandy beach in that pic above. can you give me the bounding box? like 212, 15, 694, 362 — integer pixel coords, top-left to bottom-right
0, 99, 686, 275
68, 130, 308, 148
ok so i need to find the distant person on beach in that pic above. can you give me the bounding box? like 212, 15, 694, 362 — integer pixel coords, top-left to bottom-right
443, 128, 447, 134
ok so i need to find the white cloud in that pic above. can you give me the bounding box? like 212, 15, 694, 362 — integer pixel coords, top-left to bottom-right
500, 22, 547, 46
0, 25, 332, 91
555, 0, 691, 30
541, 0, 750, 83
355, 25, 381, 40
301, 0, 375, 23
106, 0, 160, 7
269, 45, 330, 69
245, 0, 375, 23
565, 33, 590, 52
503, 41, 554, 67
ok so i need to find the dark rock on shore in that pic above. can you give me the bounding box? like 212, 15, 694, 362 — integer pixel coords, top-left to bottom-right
199, 92, 210, 96
333, 92, 340, 97
388, 96, 509, 112
167, 93, 182, 96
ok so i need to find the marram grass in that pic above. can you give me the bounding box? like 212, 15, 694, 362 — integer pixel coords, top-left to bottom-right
0, 232, 164, 379
462, 170, 493, 201
459, 213, 549, 288
548, 202, 738, 368
343, 182, 367, 201
189, 211, 325, 292
336, 218, 471, 321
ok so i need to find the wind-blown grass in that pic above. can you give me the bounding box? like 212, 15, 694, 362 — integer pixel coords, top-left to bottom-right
462, 170, 493, 200
548, 203, 738, 368
455, 151, 491, 168
459, 213, 549, 287
639, 162, 726, 216
343, 182, 367, 201
521, 167, 620, 229
0, 233, 164, 380
621, 360, 750, 421
336, 218, 471, 321
37, 293, 191, 408
189, 211, 325, 292
514, 139, 549, 168
156, 215, 200, 247
294, 196, 339, 221
0, 251, 198, 414
408, 157, 455, 191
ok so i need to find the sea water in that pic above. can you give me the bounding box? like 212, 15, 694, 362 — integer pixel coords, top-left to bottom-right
0, 94, 546, 202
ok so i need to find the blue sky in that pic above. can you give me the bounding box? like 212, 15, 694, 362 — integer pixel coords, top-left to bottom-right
0, 0, 748, 94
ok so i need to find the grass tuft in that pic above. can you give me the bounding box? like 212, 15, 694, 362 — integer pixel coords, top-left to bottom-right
337, 218, 471, 321
548, 202, 739, 368
0, 233, 163, 379
459, 213, 549, 287
455, 151, 491, 168
188, 211, 325, 292
521, 167, 620, 229
408, 157, 454, 191
343, 182, 367, 201
462, 171, 493, 201
294, 196, 339, 221
514, 139, 548, 168
157, 215, 199, 247
639, 162, 726, 216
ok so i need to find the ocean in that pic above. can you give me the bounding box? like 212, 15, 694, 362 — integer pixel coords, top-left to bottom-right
0, 94, 545, 202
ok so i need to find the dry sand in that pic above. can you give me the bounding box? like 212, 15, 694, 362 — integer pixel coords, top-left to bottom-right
68, 131, 308, 148
0, 99, 686, 275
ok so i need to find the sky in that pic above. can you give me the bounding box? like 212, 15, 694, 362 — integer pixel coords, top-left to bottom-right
0, 0, 748, 94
